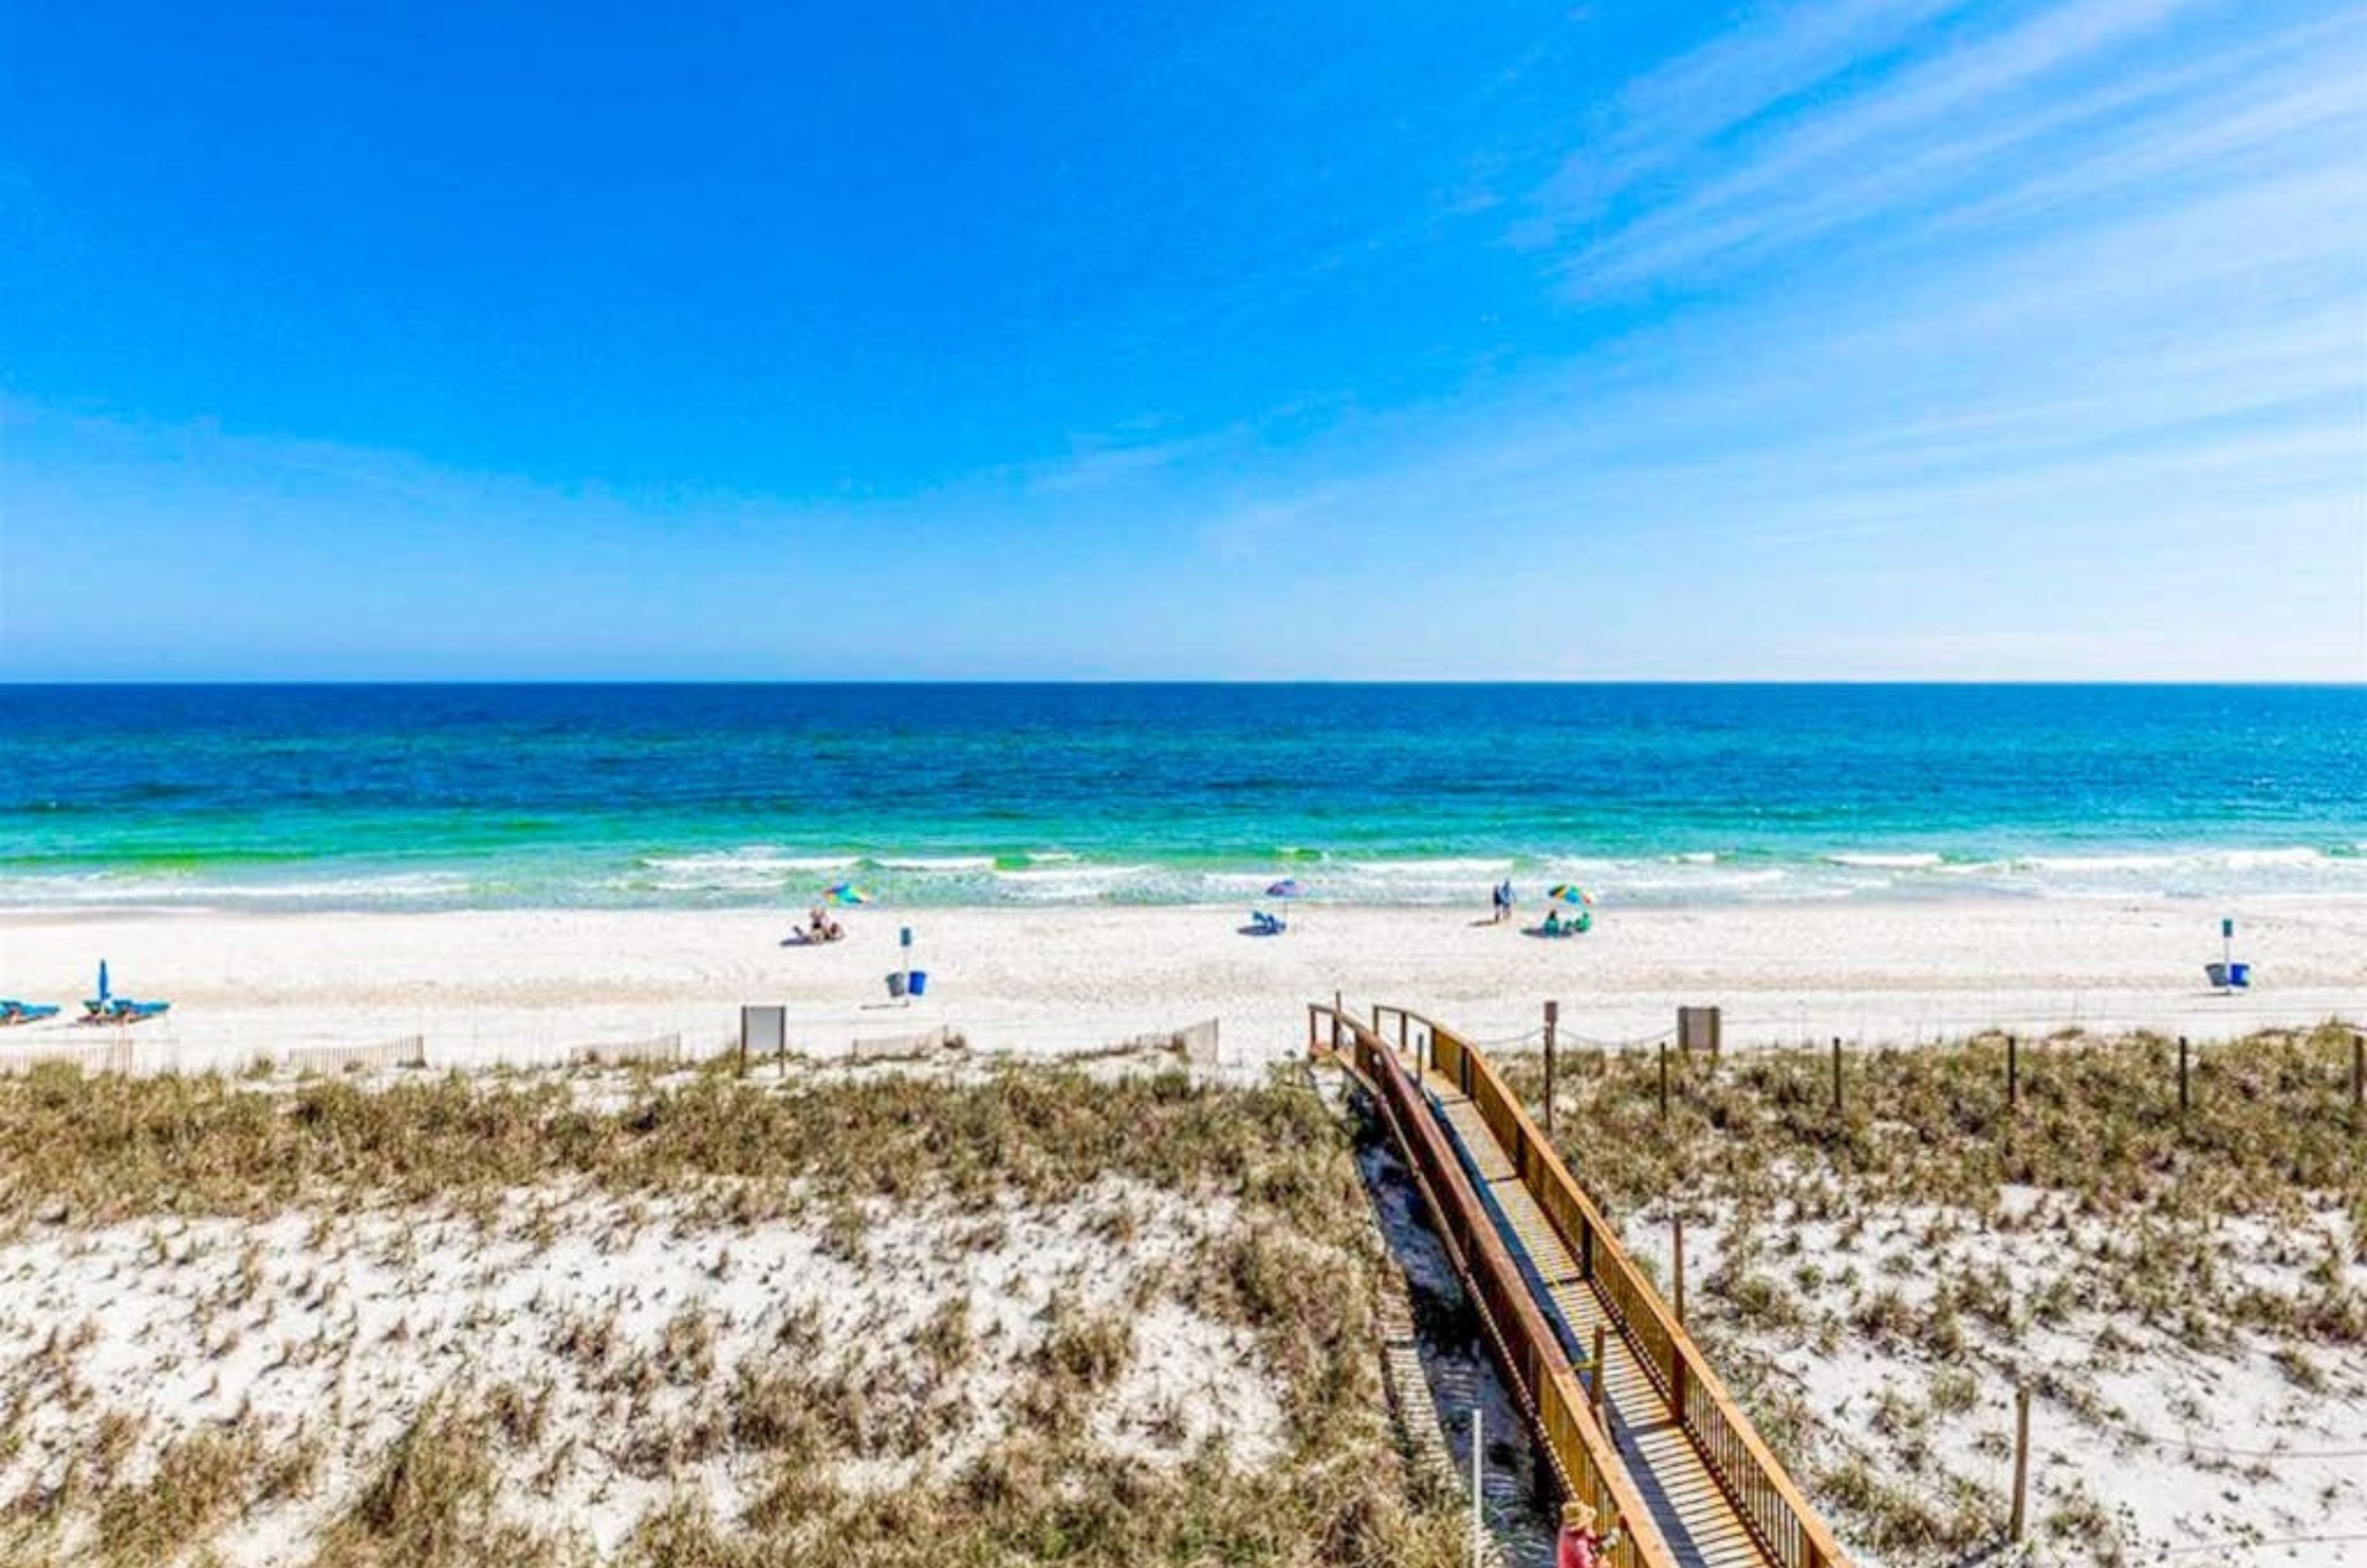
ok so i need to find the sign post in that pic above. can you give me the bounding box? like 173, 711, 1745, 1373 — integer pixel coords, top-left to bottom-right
899, 925, 914, 1005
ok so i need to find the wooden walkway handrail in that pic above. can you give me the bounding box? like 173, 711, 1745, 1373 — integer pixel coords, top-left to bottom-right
1309, 1004, 1683, 1568
1372, 1004, 1856, 1568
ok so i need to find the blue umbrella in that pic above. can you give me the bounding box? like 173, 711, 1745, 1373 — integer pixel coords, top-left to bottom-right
1265, 878, 1303, 899
97, 959, 109, 1004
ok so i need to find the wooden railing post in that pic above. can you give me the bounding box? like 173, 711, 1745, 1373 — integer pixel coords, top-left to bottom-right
2178, 1035, 2190, 1116
2006, 1033, 2019, 1110
2353, 1030, 2364, 1110
1657, 1041, 1669, 1120
1831, 1037, 1843, 1115
1590, 1324, 1607, 1427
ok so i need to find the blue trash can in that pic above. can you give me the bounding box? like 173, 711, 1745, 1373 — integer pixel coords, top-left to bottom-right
908, 970, 929, 996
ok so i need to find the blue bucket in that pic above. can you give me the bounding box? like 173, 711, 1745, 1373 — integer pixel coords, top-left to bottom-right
2227, 962, 2250, 987
908, 970, 929, 997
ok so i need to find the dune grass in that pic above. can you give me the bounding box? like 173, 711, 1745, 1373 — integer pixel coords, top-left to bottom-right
0, 1061, 1466, 1567
1498, 1023, 2366, 1564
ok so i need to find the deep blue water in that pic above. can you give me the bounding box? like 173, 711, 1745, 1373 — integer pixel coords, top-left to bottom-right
0, 684, 2360, 908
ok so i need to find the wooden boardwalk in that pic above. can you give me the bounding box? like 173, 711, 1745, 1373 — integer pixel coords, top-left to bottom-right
1425, 1070, 1766, 1568
1314, 1002, 1854, 1568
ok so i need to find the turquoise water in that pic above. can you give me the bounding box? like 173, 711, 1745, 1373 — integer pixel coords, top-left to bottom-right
1, 684, 2361, 910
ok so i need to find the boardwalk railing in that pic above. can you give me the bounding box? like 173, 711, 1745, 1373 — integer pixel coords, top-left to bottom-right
1309, 1004, 1680, 1568
1375, 1005, 1854, 1568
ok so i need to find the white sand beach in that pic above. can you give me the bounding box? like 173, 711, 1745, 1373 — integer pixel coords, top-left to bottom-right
4, 897, 2360, 1072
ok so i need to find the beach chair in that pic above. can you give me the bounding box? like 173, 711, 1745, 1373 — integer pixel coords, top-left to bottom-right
0, 1001, 61, 1025
2203, 962, 2251, 992
111, 999, 171, 1023
1249, 910, 1288, 936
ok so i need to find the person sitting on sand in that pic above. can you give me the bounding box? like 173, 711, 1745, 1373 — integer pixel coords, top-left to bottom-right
1542, 907, 1563, 936
1556, 1501, 1620, 1568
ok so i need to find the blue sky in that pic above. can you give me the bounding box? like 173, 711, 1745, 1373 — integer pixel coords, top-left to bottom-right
2, 0, 2362, 680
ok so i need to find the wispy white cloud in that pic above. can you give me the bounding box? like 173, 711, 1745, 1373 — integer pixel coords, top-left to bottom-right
1536, 0, 1982, 231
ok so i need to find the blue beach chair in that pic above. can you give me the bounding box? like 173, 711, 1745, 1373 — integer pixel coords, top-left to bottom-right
2204, 962, 2251, 992
0, 1001, 61, 1025
1248, 910, 1288, 936
109, 999, 172, 1023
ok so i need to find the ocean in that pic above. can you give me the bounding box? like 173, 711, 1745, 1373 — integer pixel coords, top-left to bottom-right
1, 683, 2360, 911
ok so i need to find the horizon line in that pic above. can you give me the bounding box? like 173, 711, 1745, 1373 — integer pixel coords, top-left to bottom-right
3, 677, 2363, 691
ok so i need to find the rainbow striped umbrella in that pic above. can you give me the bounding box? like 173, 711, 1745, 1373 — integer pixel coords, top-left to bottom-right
822, 882, 871, 907
1547, 884, 1595, 906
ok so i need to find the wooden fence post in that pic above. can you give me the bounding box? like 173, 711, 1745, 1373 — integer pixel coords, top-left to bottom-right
2178, 1035, 2190, 1116
2007, 1033, 2019, 1111
1831, 1036, 1843, 1115
2010, 1385, 2032, 1541
1544, 1001, 1559, 1138
1658, 1041, 1670, 1120
1590, 1324, 1607, 1428
1672, 1215, 1686, 1324
2351, 1030, 2362, 1110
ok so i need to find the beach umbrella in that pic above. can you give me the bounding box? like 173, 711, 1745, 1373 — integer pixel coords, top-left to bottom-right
97, 959, 109, 1003
1547, 884, 1595, 906
1265, 878, 1303, 899
822, 882, 871, 907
